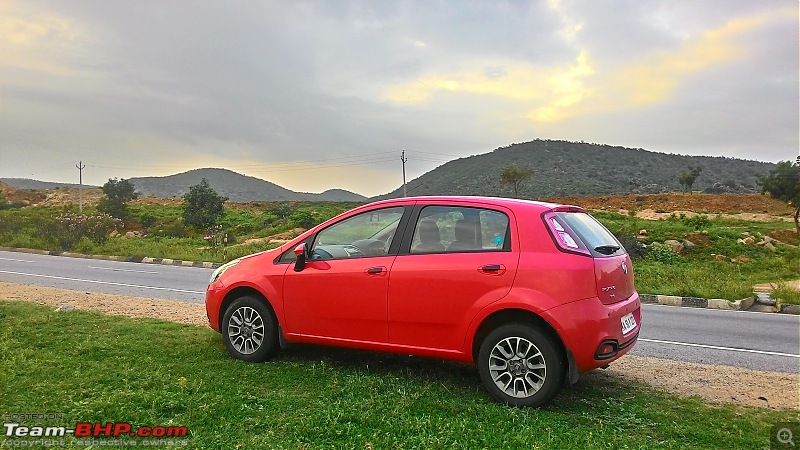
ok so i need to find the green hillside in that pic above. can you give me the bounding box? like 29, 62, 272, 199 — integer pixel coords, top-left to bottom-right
129, 168, 367, 202
377, 140, 776, 199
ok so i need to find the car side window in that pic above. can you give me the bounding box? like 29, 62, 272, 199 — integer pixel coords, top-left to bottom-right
310, 207, 404, 260
410, 206, 510, 254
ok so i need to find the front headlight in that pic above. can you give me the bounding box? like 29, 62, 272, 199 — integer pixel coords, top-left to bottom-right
209, 259, 241, 284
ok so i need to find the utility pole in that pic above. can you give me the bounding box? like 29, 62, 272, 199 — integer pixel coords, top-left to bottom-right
76, 161, 85, 213
400, 150, 408, 197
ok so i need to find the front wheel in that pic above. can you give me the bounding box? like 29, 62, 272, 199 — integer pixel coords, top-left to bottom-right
477, 323, 565, 407
222, 296, 279, 362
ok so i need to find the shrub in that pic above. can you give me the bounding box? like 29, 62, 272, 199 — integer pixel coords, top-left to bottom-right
645, 243, 681, 264
682, 215, 711, 230
183, 179, 227, 229
161, 220, 189, 238
97, 178, 138, 220
40, 213, 122, 250
139, 213, 157, 230
289, 210, 316, 229
613, 233, 647, 260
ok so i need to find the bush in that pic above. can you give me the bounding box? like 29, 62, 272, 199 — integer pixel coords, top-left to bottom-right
183, 179, 227, 229
289, 210, 316, 229
97, 178, 138, 220
161, 220, 189, 238
613, 233, 647, 260
682, 214, 712, 230
139, 213, 157, 230
645, 243, 682, 264
40, 213, 122, 250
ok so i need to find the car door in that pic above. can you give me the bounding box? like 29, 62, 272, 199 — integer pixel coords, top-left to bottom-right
282, 206, 407, 343
387, 203, 519, 350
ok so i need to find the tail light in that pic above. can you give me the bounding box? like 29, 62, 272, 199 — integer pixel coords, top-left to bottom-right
542, 212, 590, 256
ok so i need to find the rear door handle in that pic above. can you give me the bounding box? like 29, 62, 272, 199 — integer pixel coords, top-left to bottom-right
478, 264, 506, 275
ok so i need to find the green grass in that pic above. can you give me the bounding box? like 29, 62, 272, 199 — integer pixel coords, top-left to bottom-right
772, 282, 800, 306
0, 301, 797, 449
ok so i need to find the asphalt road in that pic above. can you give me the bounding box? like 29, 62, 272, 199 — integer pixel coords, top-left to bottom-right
1, 250, 798, 373
0, 251, 210, 303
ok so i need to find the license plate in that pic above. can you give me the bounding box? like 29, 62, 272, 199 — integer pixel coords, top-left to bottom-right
621, 313, 637, 335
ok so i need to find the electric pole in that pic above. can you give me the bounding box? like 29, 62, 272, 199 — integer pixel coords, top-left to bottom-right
76, 161, 85, 213
401, 150, 408, 197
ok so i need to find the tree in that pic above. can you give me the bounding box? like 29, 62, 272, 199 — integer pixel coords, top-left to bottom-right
678, 166, 702, 194
757, 160, 800, 240
500, 165, 534, 197
183, 178, 228, 229
97, 178, 138, 219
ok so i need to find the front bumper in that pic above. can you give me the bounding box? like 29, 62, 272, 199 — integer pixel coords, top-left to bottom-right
205, 280, 225, 332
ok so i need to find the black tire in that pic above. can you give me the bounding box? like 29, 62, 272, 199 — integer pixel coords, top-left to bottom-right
221, 296, 279, 362
477, 323, 565, 407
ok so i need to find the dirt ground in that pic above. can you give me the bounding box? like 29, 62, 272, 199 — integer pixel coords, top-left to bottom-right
1, 281, 796, 410
0, 181, 46, 206
547, 193, 795, 216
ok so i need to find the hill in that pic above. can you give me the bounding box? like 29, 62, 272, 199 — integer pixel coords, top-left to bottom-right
0, 178, 95, 190
128, 168, 366, 202
376, 140, 776, 199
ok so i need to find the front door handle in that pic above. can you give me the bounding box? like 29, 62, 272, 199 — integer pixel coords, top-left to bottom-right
366, 266, 386, 275
478, 264, 506, 275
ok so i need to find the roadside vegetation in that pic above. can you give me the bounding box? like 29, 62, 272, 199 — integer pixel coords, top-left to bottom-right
0, 193, 797, 303
1, 301, 795, 449
595, 210, 799, 303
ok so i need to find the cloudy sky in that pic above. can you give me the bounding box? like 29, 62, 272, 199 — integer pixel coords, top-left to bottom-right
1, 0, 797, 197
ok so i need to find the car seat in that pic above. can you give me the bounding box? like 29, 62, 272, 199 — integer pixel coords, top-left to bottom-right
412, 219, 445, 253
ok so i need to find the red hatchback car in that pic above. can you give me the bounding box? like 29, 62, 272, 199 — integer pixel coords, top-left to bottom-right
205, 196, 640, 407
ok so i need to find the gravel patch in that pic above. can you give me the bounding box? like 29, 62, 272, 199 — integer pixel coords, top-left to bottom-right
1, 281, 796, 410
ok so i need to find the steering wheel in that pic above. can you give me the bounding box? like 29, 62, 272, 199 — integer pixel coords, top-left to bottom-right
343, 245, 366, 257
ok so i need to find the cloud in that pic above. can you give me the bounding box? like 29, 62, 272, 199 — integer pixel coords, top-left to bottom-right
609, 8, 794, 107
0, 1, 796, 197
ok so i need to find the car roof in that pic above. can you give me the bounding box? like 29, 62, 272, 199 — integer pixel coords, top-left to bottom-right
362, 195, 577, 212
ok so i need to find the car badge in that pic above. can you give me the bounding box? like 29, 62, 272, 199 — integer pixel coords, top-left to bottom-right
621, 261, 628, 274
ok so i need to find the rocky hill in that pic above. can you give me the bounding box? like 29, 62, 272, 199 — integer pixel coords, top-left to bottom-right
0, 179, 93, 190
376, 139, 776, 199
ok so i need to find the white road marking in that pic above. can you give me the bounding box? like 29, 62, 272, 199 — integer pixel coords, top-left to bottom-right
639, 338, 800, 358
89, 266, 159, 274
0, 257, 34, 263
0, 270, 205, 295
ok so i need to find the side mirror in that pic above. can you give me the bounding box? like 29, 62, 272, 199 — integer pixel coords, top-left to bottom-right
293, 243, 307, 272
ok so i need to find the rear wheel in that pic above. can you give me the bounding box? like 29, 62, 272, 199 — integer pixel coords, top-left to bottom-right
222, 296, 279, 362
477, 323, 565, 407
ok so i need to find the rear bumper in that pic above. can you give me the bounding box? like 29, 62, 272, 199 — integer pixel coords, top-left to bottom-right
542, 291, 641, 372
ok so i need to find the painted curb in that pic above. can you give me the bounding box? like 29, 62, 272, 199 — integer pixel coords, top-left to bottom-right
639, 293, 799, 314
0, 246, 222, 269
0, 246, 795, 313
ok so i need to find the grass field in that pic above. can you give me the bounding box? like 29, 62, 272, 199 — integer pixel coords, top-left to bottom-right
0, 301, 797, 449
